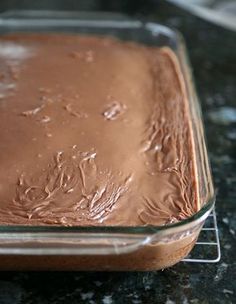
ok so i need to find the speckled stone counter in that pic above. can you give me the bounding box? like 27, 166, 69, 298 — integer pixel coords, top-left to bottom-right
0, 1, 235, 304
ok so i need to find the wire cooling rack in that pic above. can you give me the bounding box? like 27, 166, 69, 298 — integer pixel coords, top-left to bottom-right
182, 208, 221, 263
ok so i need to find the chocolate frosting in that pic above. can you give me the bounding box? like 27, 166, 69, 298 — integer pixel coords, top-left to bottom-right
0, 34, 198, 226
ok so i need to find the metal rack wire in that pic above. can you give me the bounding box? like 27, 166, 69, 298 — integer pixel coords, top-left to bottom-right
183, 208, 221, 263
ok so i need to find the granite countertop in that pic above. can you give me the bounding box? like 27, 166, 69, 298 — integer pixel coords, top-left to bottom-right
0, 1, 235, 304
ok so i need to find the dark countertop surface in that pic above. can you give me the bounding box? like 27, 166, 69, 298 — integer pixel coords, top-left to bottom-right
0, 1, 235, 303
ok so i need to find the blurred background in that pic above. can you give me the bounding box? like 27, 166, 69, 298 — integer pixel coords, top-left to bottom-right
0, 0, 236, 31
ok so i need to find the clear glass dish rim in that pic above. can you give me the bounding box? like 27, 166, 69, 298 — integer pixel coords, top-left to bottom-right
0, 10, 215, 237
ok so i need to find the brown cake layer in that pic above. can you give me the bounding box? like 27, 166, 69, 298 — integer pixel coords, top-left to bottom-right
0, 34, 198, 226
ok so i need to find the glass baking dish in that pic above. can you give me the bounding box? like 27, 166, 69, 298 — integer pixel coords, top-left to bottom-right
0, 10, 215, 270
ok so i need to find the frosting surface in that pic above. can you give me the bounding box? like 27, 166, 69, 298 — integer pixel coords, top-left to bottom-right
0, 34, 198, 226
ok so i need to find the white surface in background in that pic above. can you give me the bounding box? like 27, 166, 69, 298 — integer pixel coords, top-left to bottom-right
167, 0, 236, 31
